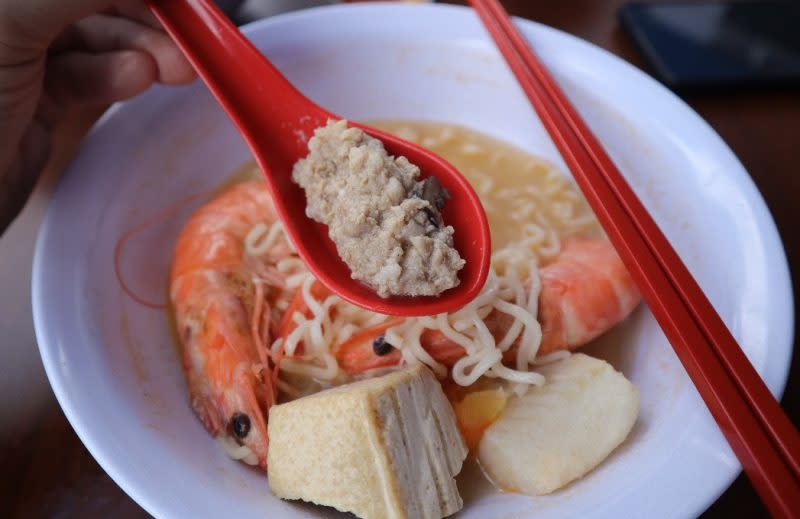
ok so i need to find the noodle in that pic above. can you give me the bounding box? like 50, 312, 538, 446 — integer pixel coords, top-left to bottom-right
453, 349, 502, 386
266, 246, 543, 392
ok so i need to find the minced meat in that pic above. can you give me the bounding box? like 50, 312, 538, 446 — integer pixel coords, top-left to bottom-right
292, 119, 464, 298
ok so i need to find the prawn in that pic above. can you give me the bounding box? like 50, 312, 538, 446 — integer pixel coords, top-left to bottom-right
170, 181, 294, 468
335, 238, 641, 373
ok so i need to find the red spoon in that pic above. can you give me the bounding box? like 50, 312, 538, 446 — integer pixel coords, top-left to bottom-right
146, 0, 490, 316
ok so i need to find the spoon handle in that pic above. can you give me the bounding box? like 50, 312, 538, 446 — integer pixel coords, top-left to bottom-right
147, 0, 329, 165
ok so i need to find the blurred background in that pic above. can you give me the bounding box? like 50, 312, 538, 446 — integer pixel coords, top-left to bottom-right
1, 0, 796, 517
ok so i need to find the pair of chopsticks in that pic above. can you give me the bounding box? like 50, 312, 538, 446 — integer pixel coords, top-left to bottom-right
468, 0, 799, 516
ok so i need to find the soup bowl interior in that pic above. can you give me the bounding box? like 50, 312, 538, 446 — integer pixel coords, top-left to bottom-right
32, 4, 793, 519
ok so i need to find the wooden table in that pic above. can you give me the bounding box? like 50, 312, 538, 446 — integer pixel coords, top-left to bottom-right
3, 1, 797, 517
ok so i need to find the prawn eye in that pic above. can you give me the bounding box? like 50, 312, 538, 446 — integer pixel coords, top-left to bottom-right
230, 413, 251, 439
372, 335, 394, 356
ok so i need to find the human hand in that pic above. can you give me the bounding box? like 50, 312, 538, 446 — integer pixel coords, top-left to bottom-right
0, 0, 196, 235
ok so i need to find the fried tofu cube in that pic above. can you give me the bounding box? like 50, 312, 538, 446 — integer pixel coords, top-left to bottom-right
268, 365, 468, 519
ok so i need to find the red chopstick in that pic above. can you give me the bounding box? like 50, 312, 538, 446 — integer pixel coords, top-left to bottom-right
469, 0, 800, 516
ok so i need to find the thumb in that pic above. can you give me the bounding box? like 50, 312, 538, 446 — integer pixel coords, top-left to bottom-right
46, 50, 158, 105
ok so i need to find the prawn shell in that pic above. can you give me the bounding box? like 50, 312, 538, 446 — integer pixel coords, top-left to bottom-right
170, 181, 283, 469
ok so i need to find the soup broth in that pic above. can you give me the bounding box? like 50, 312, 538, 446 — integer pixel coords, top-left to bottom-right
373, 121, 601, 255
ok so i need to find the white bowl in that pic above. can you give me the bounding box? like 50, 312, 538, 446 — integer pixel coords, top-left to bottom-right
32, 4, 793, 518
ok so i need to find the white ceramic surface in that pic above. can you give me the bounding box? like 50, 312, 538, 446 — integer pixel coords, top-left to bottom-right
32, 4, 793, 519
